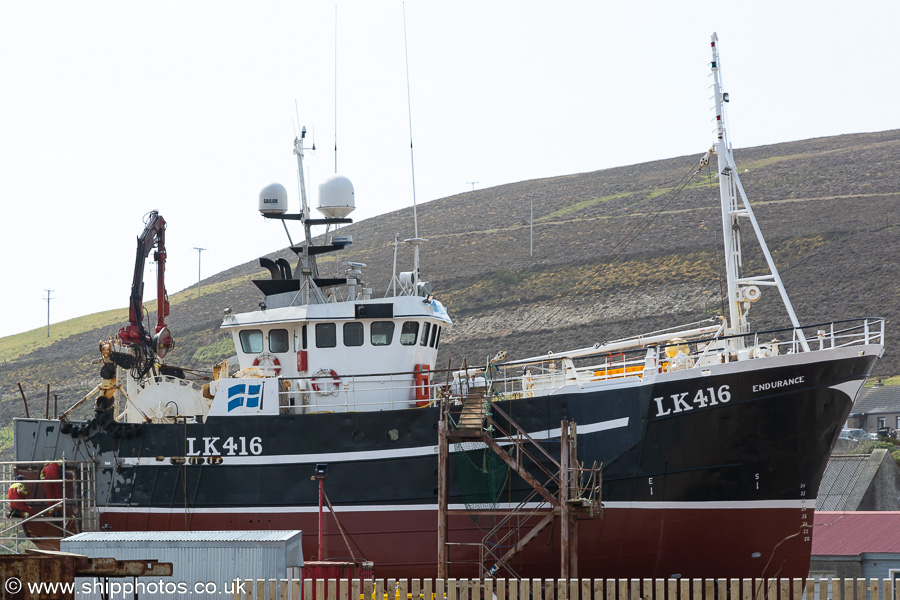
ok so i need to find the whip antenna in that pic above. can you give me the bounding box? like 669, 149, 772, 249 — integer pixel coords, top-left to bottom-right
334, 4, 338, 174
401, 3, 425, 286
402, 3, 419, 239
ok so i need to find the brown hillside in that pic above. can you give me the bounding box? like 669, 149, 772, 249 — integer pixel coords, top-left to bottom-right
2, 129, 898, 441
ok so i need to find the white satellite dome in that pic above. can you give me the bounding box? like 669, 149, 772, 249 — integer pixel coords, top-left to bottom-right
259, 183, 288, 215
317, 174, 355, 219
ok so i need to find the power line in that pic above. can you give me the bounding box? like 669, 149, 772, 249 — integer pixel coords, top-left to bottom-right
193, 247, 207, 298
43, 289, 54, 337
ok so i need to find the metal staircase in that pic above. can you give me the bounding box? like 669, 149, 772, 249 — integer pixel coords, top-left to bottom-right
437, 392, 603, 579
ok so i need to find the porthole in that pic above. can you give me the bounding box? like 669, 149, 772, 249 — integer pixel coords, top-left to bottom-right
387, 428, 400, 442
352, 430, 365, 443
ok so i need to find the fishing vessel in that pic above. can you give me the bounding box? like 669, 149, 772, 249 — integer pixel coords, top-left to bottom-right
12, 34, 883, 579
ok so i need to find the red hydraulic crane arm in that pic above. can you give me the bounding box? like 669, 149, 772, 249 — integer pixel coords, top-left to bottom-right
118, 210, 172, 353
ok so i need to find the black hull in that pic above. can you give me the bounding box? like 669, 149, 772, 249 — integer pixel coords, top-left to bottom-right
15, 346, 877, 578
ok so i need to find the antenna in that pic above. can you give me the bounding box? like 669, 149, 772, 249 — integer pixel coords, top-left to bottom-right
402, 3, 419, 240
334, 4, 339, 174
402, 3, 426, 287
193, 246, 207, 298
466, 181, 478, 191
43, 289, 54, 337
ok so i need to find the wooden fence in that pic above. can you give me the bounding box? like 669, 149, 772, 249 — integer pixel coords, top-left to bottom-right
230, 577, 900, 600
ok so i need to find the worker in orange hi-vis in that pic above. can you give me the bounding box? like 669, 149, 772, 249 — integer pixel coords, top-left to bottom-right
8, 476, 39, 518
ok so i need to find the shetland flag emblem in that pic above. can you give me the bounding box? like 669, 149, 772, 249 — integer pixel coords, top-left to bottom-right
227, 383, 261, 412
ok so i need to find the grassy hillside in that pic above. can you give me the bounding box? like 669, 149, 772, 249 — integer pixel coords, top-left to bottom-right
2, 130, 898, 443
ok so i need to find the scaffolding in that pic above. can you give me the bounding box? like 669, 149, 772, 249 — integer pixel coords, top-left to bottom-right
0, 460, 98, 554
437, 392, 604, 580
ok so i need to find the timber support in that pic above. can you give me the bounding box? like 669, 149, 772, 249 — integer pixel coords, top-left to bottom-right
436, 393, 603, 579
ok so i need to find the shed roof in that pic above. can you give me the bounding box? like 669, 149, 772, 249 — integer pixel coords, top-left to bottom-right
64, 530, 302, 544
813, 512, 900, 555
816, 455, 871, 510
850, 386, 900, 416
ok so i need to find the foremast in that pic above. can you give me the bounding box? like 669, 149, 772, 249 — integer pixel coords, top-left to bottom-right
709, 33, 810, 351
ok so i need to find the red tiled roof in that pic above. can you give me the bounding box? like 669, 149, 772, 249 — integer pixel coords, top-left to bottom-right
813, 511, 900, 555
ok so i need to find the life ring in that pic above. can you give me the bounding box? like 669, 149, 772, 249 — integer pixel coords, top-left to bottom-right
414, 364, 431, 406
312, 368, 340, 396
252, 353, 281, 375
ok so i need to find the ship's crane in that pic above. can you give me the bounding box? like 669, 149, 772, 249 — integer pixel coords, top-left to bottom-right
117, 210, 174, 360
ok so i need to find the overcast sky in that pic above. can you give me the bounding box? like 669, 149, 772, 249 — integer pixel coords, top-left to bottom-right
1, 1, 898, 338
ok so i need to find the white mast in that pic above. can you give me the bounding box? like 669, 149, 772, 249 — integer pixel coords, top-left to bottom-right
293, 126, 326, 305
710, 33, 809, 351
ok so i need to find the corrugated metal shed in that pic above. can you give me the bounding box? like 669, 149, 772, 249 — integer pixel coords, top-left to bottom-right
816, 455, 871, 510
66, 530, 302, 543
812, 511, 900, 555
61, 530, 302, 600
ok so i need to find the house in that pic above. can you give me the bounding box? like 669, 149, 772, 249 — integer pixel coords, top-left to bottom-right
811, 512, 900, 579
847, 384, 900, 434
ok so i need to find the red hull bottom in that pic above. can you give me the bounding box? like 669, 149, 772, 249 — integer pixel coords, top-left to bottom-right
101, 506, 810, 580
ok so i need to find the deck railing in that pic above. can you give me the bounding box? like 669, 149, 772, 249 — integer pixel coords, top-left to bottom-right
268, 317, 885, 413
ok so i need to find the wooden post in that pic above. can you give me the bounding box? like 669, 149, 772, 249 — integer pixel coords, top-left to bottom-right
560, 420, 571, 580
45, 384, 50, 419
569, 422, 579, 581
437, 420, 449, 579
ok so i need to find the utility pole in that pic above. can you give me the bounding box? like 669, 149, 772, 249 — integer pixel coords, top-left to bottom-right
43, 289, 54, 337
466, 181, 478, 192
193, 246, 207, 298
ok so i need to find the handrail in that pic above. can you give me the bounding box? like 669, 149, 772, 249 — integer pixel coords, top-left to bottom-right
107, 317, 883, 418
0, 460, 97, 553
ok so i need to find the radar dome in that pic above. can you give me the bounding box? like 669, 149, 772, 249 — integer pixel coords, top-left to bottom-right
259, 183, 288, 215
318, 174, 355, 219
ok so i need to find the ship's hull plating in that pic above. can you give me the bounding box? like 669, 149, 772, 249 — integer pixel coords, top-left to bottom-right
97, 506, 812, 579
16, 346, 877, 578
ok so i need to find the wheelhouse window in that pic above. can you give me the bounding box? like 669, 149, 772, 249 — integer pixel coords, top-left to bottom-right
400, 321, 419, 346
269, 329, 289, 353
371, 321, 395, 346
429, 324, 439, 348
433, 326, 442, 349
420, 322, 431, 346
316, 323, 337, 348
344, 322, 364, 347
239, 330, 263, 353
